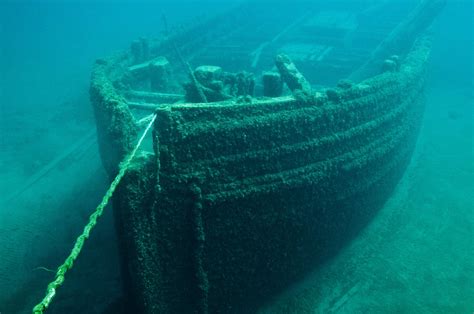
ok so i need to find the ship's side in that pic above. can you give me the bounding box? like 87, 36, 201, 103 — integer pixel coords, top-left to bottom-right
86, 1, 446, 312
112, 35, 431, 313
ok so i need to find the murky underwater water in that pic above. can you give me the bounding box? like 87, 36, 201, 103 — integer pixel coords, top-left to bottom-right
0, 1, 472, 313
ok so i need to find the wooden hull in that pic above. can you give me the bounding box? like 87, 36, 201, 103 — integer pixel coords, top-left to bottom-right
88, 1, 446, 312
112, 36, 429, 313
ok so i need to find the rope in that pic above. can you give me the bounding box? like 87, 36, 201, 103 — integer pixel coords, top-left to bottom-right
32, 113, 157, 314
172, 42, 208, 103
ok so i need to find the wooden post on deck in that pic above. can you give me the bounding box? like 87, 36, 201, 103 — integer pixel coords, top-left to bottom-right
275, 54, 311, 93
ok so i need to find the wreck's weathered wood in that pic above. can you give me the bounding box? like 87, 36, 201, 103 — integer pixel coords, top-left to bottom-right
128, 96, 297, 112
172, 42, 208, 103
113, 36, 432, 314
89, 2, 444, 313
128, 59, 152, 75
130, 37, 150, 64
125, 90, 183, 103
275, 54, 312, 92
149, 57, 171, 92
187, 63, 208, 103
127, 101, 162, 111
262, 71, 283, 97
90, 61, 138, 177
350, 0, 446, 81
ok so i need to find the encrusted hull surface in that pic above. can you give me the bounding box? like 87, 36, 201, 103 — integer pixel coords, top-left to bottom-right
111, 37, 429, 313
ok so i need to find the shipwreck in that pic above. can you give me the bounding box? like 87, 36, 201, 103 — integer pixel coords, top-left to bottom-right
87, 0, 445, 313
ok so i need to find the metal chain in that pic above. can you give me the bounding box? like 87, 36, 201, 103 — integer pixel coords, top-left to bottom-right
32, 113, 157, 314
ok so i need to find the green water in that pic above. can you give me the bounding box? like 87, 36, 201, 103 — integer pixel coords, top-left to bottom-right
0, 1, 472, 313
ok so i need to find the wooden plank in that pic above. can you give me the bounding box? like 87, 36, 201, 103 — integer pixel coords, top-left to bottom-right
125, 90, 184, 103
